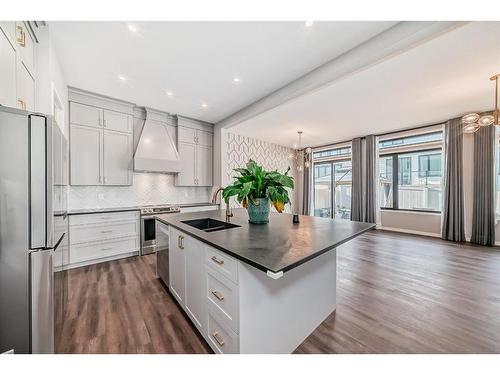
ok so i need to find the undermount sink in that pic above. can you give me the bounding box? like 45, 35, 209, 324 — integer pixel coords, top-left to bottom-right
181, 218, 241, 233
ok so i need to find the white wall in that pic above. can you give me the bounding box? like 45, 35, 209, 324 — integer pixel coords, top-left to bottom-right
36, 24, 69, 136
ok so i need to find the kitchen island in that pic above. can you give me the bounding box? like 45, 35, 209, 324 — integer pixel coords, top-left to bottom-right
155, 209, 374, 354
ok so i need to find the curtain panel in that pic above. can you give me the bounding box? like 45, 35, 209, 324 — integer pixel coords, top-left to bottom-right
364, 135, 377, 223
351, 138, 363, 221
441, 118, 466, 242
471, 125, 496, 246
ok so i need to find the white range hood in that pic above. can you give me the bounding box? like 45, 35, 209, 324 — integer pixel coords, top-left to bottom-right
134, 108, 181, 173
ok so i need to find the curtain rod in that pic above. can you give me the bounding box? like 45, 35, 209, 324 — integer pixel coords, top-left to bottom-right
310, 120, 447, 151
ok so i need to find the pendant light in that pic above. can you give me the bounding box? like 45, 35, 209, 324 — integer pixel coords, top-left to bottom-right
462, 73, 500, 132
288, 131, 312, 171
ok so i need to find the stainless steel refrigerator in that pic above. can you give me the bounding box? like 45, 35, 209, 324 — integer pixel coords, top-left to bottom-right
0, 106, 68, 354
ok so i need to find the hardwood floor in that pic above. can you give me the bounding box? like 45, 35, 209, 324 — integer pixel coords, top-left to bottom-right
56, 230, 500, 354
55, 254, 211, 354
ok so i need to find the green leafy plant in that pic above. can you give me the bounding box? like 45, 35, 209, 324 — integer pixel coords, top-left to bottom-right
222, 159, 294, 213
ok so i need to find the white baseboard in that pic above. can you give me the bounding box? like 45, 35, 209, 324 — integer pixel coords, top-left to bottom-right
377, 225, 441, 238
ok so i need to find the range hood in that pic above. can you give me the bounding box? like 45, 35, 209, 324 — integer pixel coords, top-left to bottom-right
134, 108, 181, 173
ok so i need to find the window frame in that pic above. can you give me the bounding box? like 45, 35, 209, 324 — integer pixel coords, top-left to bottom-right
380, 147, 443, 213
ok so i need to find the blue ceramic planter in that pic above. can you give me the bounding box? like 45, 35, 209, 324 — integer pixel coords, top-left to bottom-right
247, 198, 270, 224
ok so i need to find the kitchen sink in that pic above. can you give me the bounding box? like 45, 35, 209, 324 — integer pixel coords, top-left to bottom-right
181, 218, 241, 233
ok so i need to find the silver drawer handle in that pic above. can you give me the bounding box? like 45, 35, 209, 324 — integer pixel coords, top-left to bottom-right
101, 230, 113, 233
100, 247, 113, 251
212, 332, 225, 346
211, 290, 224, 301
178, 235, 184, 249
211, 256, 224, 265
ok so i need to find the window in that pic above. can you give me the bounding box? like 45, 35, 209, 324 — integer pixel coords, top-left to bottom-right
313, 146, 351, 160
379, 132, 443, 212
312, 145, 352, 219
418, 154, 441, 178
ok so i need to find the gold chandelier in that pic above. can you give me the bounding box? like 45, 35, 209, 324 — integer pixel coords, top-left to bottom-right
462, 73, 500, 133
288, 131, 312, 172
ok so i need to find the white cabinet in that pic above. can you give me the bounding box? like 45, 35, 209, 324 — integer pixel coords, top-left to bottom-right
169, 227, 186, 305
16, 61, 35, 111
15, 22, 35, 76
68, 211, 139, 268
185, 236, 206, 333
70, 102, 102, 128
70, 124, 102, 185
168, 227, 207, 334
0, 28, 17, 108
103, 130, 132, 185
69, 95, 133, 186
0, 21, 37, 111
176, 142, 196, 186
176, 125, 213, 187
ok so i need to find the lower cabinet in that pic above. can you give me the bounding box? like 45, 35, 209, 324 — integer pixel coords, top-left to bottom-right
168, 227, 239, 353
68, 211, 139, 269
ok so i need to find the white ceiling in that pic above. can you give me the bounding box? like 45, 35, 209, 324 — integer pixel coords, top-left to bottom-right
49, 21, 397, 123
231, 22, 500, 148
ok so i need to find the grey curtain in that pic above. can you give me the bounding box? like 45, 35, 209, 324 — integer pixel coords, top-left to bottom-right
351, 138, 363, 221
471, 125, 496, 246
441, 118, 466, 241
364, 135, 376, 223
302, 152, 311, 215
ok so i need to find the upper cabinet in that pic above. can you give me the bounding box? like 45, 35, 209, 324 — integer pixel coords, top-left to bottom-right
69, 88, 134, 186
0, 21, 37, 111
175, 117, 214, 187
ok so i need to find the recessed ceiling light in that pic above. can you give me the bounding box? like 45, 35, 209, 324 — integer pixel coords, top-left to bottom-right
233, 77, 241, 84
201, 102, 208, 109
166, 90, 173, 97
305, 21, 314, 28
127, 24, 138, 33
118, 74, 127, 81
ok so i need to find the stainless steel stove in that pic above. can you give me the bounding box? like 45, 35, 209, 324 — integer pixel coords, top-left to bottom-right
140, 205, 180, 255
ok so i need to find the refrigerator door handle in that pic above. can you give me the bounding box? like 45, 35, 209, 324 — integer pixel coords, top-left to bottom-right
29, 114, 53, 249
30, 249, 54, 354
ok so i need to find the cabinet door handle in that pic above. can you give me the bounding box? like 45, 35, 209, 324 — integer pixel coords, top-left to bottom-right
101, 230, 113, 234
100, 247, 113, 251
211, 290, 224, 301
212, 332, 225, 347
211, 256, 224, 265
178, 235, 184, 249
17, 99, 26, 110
16, 25, 26, 47
103, 119, 107, 128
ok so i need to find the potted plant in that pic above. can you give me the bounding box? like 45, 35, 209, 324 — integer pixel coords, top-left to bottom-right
222, 160, 294, 224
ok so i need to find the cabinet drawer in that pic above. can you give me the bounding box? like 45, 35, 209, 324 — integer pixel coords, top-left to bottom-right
206, 266, 239, 332
70, 237, 138, 264
207, 308, 238, 354
70, 211, 139, 226
205, 247, 238, 284
70, 221, 138, 244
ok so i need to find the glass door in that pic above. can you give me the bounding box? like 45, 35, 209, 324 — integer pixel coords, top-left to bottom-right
313, 160, 352, 219
313, 163, 332, 218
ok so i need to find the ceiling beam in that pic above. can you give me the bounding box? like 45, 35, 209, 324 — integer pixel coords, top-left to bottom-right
216, 21, 467, 130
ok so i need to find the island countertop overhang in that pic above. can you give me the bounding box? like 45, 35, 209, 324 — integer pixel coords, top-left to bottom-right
155, 208, 375, 275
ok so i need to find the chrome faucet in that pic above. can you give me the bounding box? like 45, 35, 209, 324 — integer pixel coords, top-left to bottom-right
212, 187, 233, 222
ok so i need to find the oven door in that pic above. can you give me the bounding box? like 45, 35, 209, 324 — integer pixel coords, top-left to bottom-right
141, 216, 156, 255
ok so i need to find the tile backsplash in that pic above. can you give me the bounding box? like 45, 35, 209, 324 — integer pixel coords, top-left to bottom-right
68, 172, 212, 210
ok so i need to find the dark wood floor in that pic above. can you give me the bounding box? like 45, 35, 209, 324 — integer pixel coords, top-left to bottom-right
56, 230, 500, 354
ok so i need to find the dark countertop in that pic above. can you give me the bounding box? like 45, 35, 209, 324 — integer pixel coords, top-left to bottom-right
155, 208, 375, 275
68, 202, 219, 215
